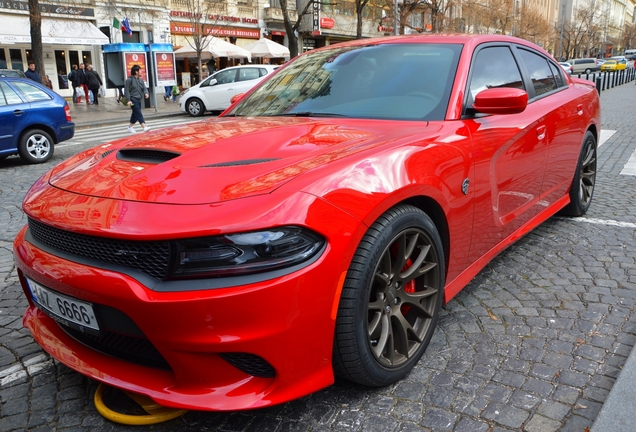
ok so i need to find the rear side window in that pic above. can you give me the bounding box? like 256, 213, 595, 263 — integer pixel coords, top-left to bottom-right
468, 46, 524, 104
13, 81, 52, 102
549, 62, 565, 88
0, 81, 25, 105
238, 68, 260, 82
517, 49, 558, 97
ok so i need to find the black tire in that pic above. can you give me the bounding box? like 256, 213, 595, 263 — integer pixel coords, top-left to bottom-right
18, 129, 54, 164
585, 68, 592, 74
333, 205, 445, 386
0, 155, 7, 161
562, 131, 596, 216
186, 98, 205, 117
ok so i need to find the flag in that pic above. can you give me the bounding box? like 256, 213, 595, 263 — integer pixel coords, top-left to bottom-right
112, 17, 120, 29
121, 18, 132, 37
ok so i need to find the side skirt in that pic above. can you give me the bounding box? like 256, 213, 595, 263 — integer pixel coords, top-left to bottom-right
443, 194, 570, 303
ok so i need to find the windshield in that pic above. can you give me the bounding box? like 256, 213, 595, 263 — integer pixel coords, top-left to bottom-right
227, 43, 462, 121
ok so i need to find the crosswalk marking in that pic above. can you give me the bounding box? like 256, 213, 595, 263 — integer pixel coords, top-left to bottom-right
58, 117, 203, 149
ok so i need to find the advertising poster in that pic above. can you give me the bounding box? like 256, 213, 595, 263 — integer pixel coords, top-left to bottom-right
124, 52, 148, 85
154, 52, 177, 87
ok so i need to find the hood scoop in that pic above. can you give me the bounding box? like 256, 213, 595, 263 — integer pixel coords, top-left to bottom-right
117, 148, 181, 164
202, 158, 280, 168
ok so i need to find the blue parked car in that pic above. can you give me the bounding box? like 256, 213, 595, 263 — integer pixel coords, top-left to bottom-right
0, 77, 74, 164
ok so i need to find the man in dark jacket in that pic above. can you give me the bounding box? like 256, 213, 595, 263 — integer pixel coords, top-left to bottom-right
25, 62, 41, 82
68, 64, 82, 103
85, 64, 103, 105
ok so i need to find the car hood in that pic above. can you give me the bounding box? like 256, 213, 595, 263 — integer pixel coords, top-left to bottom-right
48, 117, 429, 205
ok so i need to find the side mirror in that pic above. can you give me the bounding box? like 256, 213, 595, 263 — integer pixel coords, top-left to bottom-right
472, 87, 528, 115
209, 78, 218, 86
230, 93, 245, 104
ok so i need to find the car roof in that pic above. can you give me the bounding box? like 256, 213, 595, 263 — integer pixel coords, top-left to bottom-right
304, 33, 554, 61
219, 64, 277, 70
0, 69, 26, 77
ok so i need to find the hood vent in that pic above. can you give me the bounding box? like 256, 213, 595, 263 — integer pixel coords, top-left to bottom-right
117, 149, 181, 164
101, 149, 116, 158
203, 158, 280, 168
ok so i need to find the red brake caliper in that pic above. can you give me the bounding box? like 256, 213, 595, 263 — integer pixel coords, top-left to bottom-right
401, 258, 415, 316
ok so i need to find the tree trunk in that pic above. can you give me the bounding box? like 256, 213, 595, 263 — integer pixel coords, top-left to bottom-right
279, 0, 299, 58
28, 0, 45, 85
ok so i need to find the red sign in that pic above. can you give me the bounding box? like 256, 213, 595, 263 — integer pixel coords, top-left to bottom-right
312, 30, 321, 36
320, 17, 335, 29
154, 52, 176, 82
171, 23, 260, 38
124, 52, 148, 84
271, 30, 285, 36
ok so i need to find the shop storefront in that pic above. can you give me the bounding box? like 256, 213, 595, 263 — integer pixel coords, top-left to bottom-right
170, 12, 260, 83
0, 2, 108, 97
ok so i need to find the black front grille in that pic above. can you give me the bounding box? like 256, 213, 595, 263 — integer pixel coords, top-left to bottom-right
219, 353, 276, 378
60, 324, 171, 370
28, 218, 171, 280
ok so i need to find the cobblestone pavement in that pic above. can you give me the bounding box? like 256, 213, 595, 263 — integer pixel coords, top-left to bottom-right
1, 81, 636, 431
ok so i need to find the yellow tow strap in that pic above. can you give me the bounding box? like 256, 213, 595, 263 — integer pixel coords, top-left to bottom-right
94, 383, 188, 425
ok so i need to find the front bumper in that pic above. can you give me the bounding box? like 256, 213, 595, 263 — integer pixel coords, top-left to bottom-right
13, 215, 354, 410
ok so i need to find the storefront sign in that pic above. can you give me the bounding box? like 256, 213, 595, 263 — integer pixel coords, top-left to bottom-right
154, 52, 176, 86
320, 18, 334, 29
124, 52, 148, 85
312, 0, 320, 34
0, 0, 95, 16
171, 23, 260, 38
170, 11, 258, 25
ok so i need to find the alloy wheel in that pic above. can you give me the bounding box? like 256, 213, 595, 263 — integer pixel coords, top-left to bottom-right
367, 227, 440, 367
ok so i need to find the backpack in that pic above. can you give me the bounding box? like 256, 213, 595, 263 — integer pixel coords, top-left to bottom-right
68, 71, 74, 81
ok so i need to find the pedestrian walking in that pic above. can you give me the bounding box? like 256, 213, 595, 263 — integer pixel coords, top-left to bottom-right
123, 64, 150, 133
25, 61, 41, 82
164, 85, 171, 101
85, 64, 103, 105
78, 63, 89, 105
68, 64, 82, 103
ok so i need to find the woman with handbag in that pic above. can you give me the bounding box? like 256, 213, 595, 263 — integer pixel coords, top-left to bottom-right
123, 64, 150, 133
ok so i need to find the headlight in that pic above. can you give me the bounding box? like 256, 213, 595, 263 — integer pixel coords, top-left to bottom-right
169, 226, 325, 279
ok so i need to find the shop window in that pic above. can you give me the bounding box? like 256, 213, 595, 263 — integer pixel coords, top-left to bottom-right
321, 1, 333, 13
82, 51, 93, 67
410, 12, 423, 30
0, 49, 6, 68
10, 49, 24, 71
69, 52, 80, 70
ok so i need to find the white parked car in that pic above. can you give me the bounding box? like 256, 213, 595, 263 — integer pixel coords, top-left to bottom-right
179, 65, 277, 116
559, 62, 573, 75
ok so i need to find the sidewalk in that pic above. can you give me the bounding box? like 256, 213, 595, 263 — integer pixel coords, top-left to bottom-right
68, 93, 186, 129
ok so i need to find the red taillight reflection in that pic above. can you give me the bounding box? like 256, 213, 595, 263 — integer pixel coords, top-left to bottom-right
64, 103, 72, 121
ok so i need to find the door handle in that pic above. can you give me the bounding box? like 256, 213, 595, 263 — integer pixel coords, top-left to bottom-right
536, 125, 546, 140
13, 110, 24, 116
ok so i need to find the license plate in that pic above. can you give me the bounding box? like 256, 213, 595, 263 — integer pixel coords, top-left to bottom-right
26, 278, 100, 331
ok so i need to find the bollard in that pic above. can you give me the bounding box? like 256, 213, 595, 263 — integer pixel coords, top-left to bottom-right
595, 76, 602, 94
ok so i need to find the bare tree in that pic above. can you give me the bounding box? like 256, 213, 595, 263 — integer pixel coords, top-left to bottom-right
279, 0, 322, 58
168, 0, 228, 81
28, 0, 45, 85
355, 0, 371, 38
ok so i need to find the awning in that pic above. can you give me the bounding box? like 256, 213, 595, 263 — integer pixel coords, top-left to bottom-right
0, 15, 109, 45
